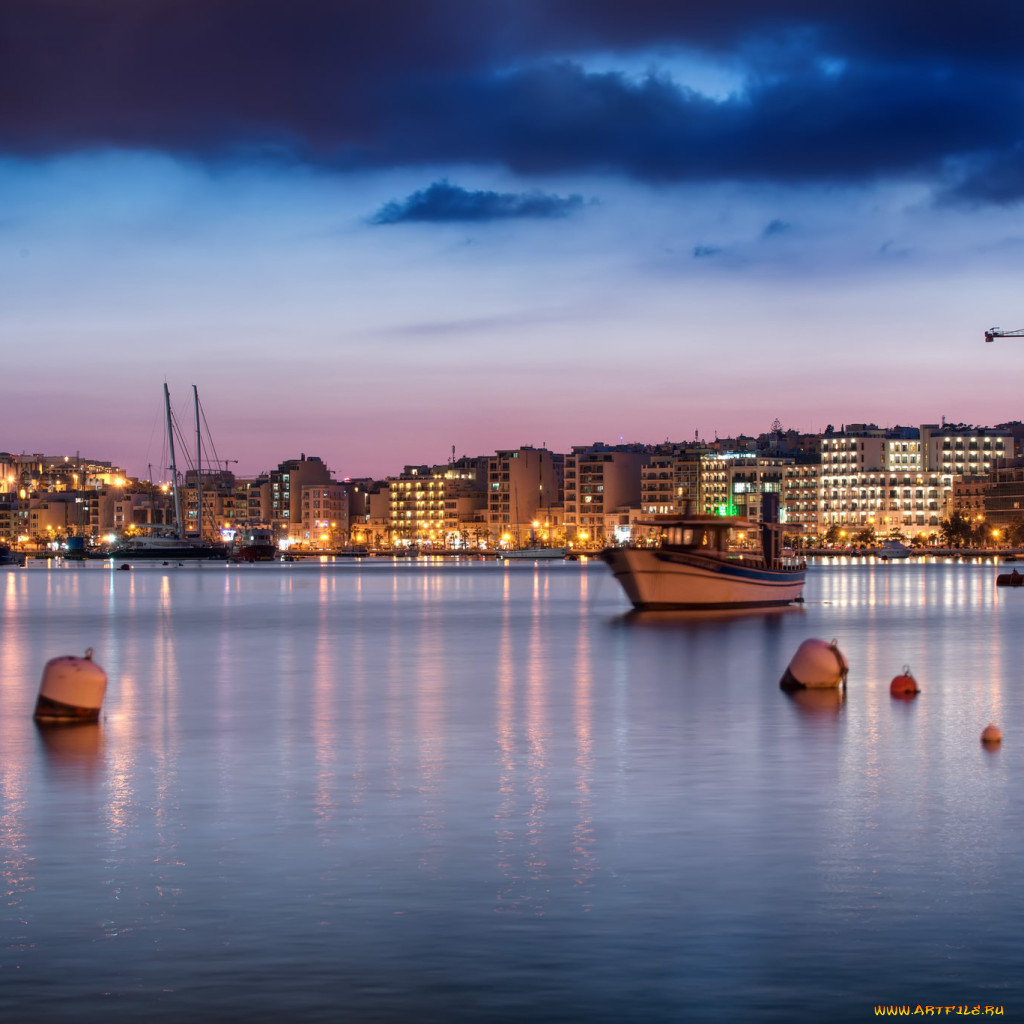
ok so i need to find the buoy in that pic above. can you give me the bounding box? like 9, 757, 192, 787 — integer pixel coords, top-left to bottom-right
981, 723, 1002, 744
890, 665, 920, 698
780, 638, 849, 690
33, 648, 108, 723
117, 563, 131, 571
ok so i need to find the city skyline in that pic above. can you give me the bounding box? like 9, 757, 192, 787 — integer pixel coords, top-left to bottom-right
5, 2, 1024, 479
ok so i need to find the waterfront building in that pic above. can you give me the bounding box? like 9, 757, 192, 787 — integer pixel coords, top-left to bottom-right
112, 488, 176, 533
0, 499, 28, 544
820, 429, 939, 536
0, 453, 124, 494
351, 484, 391, 548
240, 476, 272, 525
783, 461, 822, 537
564, 443, 649, 547
920, 423, 1012, 489
443, 457, 489, 547
269, 455, 333, 543
978, 459, 1024, 527
388, 465, 446, 547
725, 456, 791, 522
487, 448, 563, 546
698, 455, 730, 515
639, 446, 708, 515
301, 483, 349, 548
951, 476, 989, 520
179, 469, 244, 540
27, 496, 75, 545
386, 457, 489, 548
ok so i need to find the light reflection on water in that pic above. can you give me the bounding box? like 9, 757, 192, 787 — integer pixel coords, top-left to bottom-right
0, 559, 1022, 1021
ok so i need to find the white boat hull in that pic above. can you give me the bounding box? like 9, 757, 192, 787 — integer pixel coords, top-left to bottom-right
602, 548, 805, 609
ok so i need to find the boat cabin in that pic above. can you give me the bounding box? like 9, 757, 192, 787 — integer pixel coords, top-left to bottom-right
662, 522, 733, 553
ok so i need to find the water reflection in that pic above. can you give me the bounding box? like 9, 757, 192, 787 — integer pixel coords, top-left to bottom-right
617, 605, 805, 629
2, 561, 1024, 1020
783, 686, 846, 718
36, 722, 105, 780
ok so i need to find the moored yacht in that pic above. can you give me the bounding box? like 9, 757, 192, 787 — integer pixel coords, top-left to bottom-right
876, 540, 912, 560
500, 546, 569, 560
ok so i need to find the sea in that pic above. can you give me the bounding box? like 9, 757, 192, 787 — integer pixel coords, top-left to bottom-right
1, 556, 1021, 1022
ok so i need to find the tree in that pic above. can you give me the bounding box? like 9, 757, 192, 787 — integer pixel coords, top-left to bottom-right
970, 516, 992, 547
940, 509, 972, 548
1008, 518, 1024, 547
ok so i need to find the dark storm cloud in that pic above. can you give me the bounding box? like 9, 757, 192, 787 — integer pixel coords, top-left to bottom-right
3, 0, 1024, 198
371, 181, 585, 224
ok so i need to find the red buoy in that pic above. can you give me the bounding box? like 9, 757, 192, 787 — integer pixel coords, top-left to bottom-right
981, 723, 1002, 745
889, 665, 920, 698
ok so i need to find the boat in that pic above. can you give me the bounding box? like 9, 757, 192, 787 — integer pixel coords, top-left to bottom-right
0, 544, 23, 567
233, 527, 277, 562
111, 384, 228, 561
599, 498, 805, 610
499, 480, 567, 559
877, 540, 912, 560
112, 533, 228, 560
500, 546, 569, 560
997, 569, 1024, 588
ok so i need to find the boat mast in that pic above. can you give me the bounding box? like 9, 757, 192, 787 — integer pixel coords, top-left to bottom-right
164, 383, 185, 540
193, 385, 202, 542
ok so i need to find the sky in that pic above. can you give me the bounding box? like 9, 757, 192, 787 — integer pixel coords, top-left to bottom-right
4, 0, 1024, 480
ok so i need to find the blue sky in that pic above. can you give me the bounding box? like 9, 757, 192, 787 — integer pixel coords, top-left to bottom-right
3, 1, 1024, 478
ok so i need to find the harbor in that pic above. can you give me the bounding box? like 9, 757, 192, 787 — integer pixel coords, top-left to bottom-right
2, 559, 1021, 1021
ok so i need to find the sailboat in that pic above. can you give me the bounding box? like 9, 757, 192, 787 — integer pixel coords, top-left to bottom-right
111, 385, 229, 560
498, 477, 568, 560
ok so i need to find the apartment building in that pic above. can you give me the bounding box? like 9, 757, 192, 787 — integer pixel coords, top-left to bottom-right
487, 448, 562, 543
815, 423, 958, 536
639, 447, 707, 515
920, 425, 1012, 484
564, 443, 648, 546
269, 455, 333, 541
301, 482, 349, 547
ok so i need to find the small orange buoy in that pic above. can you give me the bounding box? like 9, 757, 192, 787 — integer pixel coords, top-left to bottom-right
981, 723, 1003, 744
890, 665, 920, 697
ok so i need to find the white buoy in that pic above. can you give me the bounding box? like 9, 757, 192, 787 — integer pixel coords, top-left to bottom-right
34, 648, 108, 722
780, 638, 849, 690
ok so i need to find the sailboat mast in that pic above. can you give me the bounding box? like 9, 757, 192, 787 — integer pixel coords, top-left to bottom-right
193, 385, 202, 541
165, 383, 185, 540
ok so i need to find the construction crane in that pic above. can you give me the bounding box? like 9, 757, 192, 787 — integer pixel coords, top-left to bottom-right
221, 459, 238, 471
985, 327, 1024, 342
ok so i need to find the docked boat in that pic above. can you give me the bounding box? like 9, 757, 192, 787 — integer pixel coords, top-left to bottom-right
600, 500, 805, 610
877, 540, 912, 560
111, 383, 229, 561
500, 546, 569, 560
111, 533, 229, 560
0, 544, 23, 567
233, 527, 277, 562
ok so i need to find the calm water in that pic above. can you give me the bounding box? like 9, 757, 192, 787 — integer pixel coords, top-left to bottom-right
1, 558, 1022, 1022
